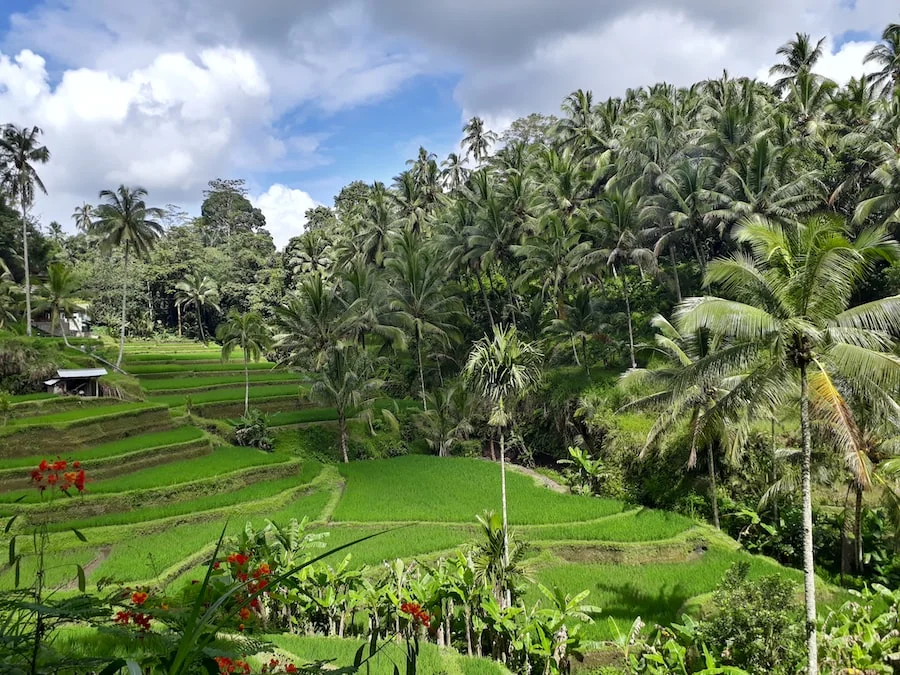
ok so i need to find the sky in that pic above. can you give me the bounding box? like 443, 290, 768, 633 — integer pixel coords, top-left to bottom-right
0, 0, 896, 248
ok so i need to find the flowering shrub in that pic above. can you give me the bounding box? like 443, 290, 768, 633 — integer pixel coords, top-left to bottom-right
30, 458, 86, 496
400, 602, 432, 629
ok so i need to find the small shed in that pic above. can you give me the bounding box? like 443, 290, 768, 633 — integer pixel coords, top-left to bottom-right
44, 368, 108, 396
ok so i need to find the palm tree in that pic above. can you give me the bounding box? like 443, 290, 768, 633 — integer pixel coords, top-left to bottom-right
91, 185, 163, 366
0, 124, 50, 337
416, 383, 475, 457
864, 22, 900, 97
546, 288, 603, 374
35, 263, 83, 347
274, 273, 354, 371
310, 345, 384, 463
620, 314, 747, 529
461, 117, 497, 164
386, 229, 463, 408
217, 310, 272, 416
769, 32, 827, 92
0, 260, 20, 329
174, 273, 220, 346
676, 214, 900, 674
441, 152, 469, 190
71, 203, 93, 233
595, 186, 655, 368
464, 325, 542, 606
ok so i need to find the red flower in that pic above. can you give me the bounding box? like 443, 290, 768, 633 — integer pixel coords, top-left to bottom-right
52, 459, 67, 471
74, 470, 86, 492
239, 607, 251, 620
285, 665, 298, 673
131, 591, 148, 606
253, 562, 270, 578
46, 474, 58, 486
72, 461, 80, 469
30, 470, 43, 483
213, 561, 221, 570
400, 601, 431, 628
38, 460, 50, 472
114, 610, 132, 625
132, 613, 151, 631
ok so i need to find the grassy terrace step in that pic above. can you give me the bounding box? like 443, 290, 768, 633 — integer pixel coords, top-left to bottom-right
46, 462, 323, 532
129, 362, 276, 376
333, 455, 627, 525
149, 383, 307, 407
1, 445, 292, 505
140, 371, 301, 392
0, 426, 205, 469
267, 398, 420, 427
6, 392, 59, 403
7, 395, 123, 420
0, 405, 172, 457
124, 351, 245, 363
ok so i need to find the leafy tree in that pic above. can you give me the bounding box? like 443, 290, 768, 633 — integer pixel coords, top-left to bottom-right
769, 32, 826, 92
217, 310, 272, 416
464, 326, 542, 606
416, 383, 475, 457
676, 214, 900, 674
71, 203, 93, 233
198, 178, 265, 245
91, 185, 163, 366
0, 124, 50, 337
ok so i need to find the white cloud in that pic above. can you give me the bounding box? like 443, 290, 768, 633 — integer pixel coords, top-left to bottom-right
253, 183, 319, 247
814, 40, 881, 84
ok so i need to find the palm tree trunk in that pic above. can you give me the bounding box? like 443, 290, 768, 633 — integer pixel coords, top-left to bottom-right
116, 243, 129, 368
339, 414, 349, 463
499, 427, 511, 609
176, 302, 182, 337
571, 336, 580, 366
582, 335, 591, 376
620, 267, 637, 368
689, 230, 706, 276
854, 484, 863, 574
21, 201, 32, 337
416, 328, 427, 411
669, 243, 682, 302
707, 442, 720, 530
799, 362, 819, 675
196, 303, 206, 345
57, 309, 70, 348
243, 348, 250, 417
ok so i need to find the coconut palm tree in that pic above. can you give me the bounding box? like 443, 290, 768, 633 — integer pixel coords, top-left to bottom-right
462, 117, 498, 164
174, 273, 220, 346
464, 325, 542, 606
416, 383, 475, 457
386, 229, 463, 408
310, 345, 384, 463
217, 310, 272, 416
769, 32, 827, 93
675, 214, 900, 674
71, 203, 93, 234
545, 288, 603, 374
91, 185, 163, 366
35, 262, 83, 347
0, 260, 21, 329
0, 124, 50, 337
441, 152, 469, 190
619, 314, 750, 529
864, 22, 900, 97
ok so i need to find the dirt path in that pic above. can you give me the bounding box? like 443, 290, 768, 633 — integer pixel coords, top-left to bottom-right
61, 545, 111, 591
507, 464, 568, 493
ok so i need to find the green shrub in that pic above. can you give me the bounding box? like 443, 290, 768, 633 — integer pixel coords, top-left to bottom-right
232, 409, 274, 451
697, 562, 805, 674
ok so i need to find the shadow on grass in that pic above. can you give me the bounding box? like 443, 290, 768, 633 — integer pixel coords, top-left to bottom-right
592, 579, 693, 626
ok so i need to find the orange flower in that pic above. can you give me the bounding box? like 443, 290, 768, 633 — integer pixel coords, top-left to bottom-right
239, 607, 251, 620
63, 471, 77, 484
131, 591, 149, 606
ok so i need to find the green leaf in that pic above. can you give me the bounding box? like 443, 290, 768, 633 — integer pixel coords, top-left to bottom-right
8, 535, 15, 566
72, 528, 87, 542
98, 659, 126, 675
76, 564, 86, 593
3, 514, 17, 533
354, 643, 366, 667
126, 661, 143, 675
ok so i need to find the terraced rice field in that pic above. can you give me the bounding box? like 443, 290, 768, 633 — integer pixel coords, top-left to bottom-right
0, 340, 830, 665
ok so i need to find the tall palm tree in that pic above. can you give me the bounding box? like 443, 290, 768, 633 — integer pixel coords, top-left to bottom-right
35, 262, 83, 347
464, 325, 542, 606
71, 203, 94, 234
386, 229, 463, 408
676, 214, 900, 675
91, 185, 163, 366
0, 124, 50, 337
595, 186, 655, 368
310, 345, 384, 463
217, 310, 272, 416
461, 117, 498, 164
174, 273, 220, 346
546, 288, 603, 374
441, 152, 469, 190
864, 22, 900, 97
0, 260, 20, 329
769, 32, 827, 92
416, 383, 475, 457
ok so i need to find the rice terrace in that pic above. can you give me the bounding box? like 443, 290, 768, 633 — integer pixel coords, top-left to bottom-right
3, 7, 900, 675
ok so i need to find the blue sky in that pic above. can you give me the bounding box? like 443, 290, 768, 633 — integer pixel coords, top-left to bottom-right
0, 0, 893, 246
